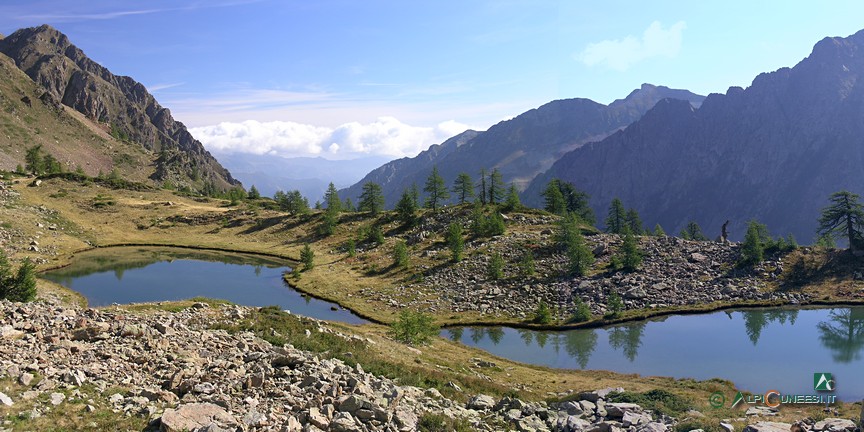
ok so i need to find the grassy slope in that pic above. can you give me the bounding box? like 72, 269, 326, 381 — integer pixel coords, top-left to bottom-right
0, 52, 154, 180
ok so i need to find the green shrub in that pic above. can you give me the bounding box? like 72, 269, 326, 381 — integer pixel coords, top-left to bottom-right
300, 244, 315, 271
346, 238, 356, 257
445, 223, 464, 262
558, 213, 594, 276
392, 240, 409, 269
0, 254, 36, 302
570, 297, 592, 323
471, 207, 505, 237
368, 225, 385, 246
618, 229, 642, 272
605, 291, 623, 319
488, 252, 504, 280
519, 248, 535, 276
532, 300, 552, 324
418, 413, 474, 432
607, 389, 691, 417
390, 310, 439, 345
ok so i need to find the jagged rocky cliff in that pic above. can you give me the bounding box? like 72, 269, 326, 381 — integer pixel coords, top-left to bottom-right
0, 25, 238, 190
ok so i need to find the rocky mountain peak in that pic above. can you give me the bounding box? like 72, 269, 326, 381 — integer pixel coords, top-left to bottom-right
0, 25, 239, 191
524, 27, 864, 243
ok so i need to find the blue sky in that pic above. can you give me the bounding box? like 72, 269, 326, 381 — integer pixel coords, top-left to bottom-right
2, 1, 864, 160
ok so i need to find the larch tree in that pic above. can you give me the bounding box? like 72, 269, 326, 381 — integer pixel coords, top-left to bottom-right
605, 198, 626, 234
358, 182, 385, 215
818, 190, 864, 250
423, 166, 450, 210
452, 173, 475, 205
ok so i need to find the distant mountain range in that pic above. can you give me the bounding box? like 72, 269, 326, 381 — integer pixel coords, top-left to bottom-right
340, 84, 705, 208
213, 153, 390, 201
523, 29, 864, 242
0, 25, 238, 191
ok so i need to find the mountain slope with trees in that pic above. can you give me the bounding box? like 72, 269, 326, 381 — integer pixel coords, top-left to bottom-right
524, 29, 864, 243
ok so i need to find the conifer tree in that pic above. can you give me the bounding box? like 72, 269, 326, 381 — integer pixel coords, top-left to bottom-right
558, 213, 594, 276
477, 168, 488, 205
324, 182, 341, 213
300, 244, 315, 271
681, 221, 707, 241
488, 168, 504, 205
445, 222, 464, 262
423, 166, 449, 210
739, 220, 765, 266
626, 208, 644, 235
503, 184, 521, 211
542, 179, 566, 215
818, 190, 864, 250
452, 173, 475, 204
359, 182, 385, 215
653, 224, 666, 236
395, 188, 418, 227
619, 228, 643, 272
605, 198, 626, 234
247, 185, 261, 200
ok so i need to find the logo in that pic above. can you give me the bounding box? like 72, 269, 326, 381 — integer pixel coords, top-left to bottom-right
814, 373, 834, 392
709, 373, 838, 409
731, 391, 745, 408
708, 392, 725, 409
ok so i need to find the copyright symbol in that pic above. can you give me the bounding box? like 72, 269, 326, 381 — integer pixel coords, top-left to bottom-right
709, 392, 725, 409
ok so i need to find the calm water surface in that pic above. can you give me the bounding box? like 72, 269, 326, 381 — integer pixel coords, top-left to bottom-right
42, 246, 367, 324
446, 307, 864, 400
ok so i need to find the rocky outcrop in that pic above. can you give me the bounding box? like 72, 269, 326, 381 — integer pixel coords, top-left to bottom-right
368, 210, 808, 319
0, 299, 679, 431
524, 28, 864, 243
1, 298, 860, 431
0, 25, 239, 191
341, 84, 704, 209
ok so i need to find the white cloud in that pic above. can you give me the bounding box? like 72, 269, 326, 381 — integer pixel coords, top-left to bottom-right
190, 117, 472, 160
578, 21, 686, 71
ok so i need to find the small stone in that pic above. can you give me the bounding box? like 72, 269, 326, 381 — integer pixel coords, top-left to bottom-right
50, 392, 65, 405
0, 392, 12, 406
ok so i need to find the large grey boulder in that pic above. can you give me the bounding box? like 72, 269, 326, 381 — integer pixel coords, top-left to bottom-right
742, 422, 793, 432
159, 403, 239, 432
812, 418, 856, 432
467, 394, 496, 410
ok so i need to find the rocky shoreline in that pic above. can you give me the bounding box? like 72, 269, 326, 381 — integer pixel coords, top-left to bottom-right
2, 300, 863, 431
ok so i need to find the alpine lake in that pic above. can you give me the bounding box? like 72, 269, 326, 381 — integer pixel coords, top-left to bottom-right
40, 246, 367, 324
41, 246, 862, 401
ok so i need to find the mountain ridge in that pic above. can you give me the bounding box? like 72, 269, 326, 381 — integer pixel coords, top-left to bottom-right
341, 84, 704, 208
0, 25, 238, 191
524, 28, 864, 242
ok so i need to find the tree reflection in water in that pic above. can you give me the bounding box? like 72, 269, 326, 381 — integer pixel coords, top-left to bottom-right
608, 322, 646, 362
564, 329, 598, 368
517, 328, 534, 346
486, 328, 504, 345
470, 327, 485, 344
817, 308, 864, 363
447, 328, 463, 342
741, 309, 799, 345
